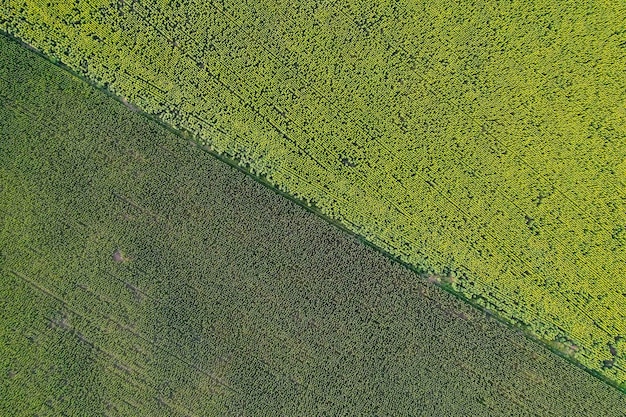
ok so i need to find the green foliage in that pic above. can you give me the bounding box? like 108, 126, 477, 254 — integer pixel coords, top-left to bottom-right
1, 0, 624, 384
1, 34, 625, 415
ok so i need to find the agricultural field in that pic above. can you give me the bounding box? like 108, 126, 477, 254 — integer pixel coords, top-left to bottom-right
2, 34, 626, 415
1, 0, 624, 386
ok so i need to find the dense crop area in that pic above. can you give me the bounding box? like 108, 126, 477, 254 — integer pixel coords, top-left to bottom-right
2, 34, 626, 415
1, 1, 624, 384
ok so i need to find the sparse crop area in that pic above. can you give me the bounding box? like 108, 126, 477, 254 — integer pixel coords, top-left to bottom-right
1, 34, 625, 415
1, 1, 624, 384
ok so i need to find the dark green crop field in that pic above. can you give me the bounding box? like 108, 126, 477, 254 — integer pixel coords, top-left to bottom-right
1, 34, 625, 416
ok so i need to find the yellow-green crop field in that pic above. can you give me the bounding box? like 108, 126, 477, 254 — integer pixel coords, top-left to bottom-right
1, 0, 625, 386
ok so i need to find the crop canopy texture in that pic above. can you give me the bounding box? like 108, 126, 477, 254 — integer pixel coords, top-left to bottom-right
1, 0, 625, 386
2, 33, 626, 415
